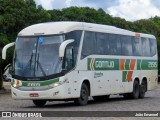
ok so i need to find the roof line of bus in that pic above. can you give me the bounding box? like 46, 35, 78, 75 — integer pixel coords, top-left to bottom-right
18, 21, 156, 39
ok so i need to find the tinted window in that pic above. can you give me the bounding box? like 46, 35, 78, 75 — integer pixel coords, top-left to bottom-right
132, 37, 142, 56
149, 39, 156, 56
141, 38, 150, 56
96, 33, 108, 55
81, 31, 156, 57
108, 34, 121, 55
81, 31, 96, 59
121, 36, 133, 56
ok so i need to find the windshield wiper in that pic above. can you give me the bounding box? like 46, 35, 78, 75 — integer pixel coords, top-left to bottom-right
37, 53, 46, 76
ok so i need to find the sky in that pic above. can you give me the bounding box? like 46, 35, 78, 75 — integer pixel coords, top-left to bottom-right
35, 0, 160, 21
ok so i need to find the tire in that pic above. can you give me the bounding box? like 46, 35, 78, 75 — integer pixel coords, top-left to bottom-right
139, 80, 147, 98
32, 100, 46, 107
93, 95, 110, 101
131, 80, 139, 99
74, 83, 89, 106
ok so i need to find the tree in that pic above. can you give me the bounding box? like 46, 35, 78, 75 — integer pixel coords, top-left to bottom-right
0, 33, 9, 89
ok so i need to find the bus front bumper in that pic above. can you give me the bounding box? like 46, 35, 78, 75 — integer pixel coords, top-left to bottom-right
11, 85, 66, 100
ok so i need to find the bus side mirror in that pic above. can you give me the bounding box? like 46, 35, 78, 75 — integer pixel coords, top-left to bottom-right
2, 42, 15, 60
59, 39, 74, 58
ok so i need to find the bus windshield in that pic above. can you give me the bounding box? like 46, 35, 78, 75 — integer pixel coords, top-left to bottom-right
13, 35, 64, 78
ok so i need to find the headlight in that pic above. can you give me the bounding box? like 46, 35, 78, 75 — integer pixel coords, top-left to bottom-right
12, 80, 22, 88
51, 79, 67, 88
53, 83, 61, 87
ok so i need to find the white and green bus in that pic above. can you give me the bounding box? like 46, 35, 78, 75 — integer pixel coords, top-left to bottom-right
2, 22, 158, 106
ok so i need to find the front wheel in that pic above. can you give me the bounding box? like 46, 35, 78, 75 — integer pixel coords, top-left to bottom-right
74, 83, 89, 106
32, 100, 46, 107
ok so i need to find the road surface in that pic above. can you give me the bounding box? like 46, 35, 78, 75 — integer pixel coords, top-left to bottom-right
0, 82, 160, 120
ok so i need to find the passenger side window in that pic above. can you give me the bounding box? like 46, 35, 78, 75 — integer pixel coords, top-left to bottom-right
81, 31, 155, 58
149, 39, 156, 56
121, 36, 133, 56
108, 34, 121, 55
141, 38, 150, 57
81, 31, 96, 59
96, 33, 108, 55
132, 37, 142, 56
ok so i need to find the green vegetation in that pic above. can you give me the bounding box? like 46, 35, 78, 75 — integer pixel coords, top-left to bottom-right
0, 0, 160, 89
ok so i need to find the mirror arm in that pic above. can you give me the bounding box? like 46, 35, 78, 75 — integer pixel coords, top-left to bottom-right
59, 39, 74, 58
2, 42, 15, 60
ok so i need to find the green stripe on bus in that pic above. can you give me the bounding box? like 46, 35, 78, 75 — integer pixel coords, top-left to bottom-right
87, 58, 157, 71
122, 71, 127, 82
87, 58, 92, 70
22, 78, 59, 87
125, 59, 130, 70
137, 59, 141, 70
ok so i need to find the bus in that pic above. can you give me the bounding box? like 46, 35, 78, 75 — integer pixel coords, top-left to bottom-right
2, 22, 158, 106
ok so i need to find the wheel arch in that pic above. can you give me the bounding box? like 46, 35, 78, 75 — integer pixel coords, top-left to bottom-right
77, 78, 91, 97
82, 79, 91, 96
134, 77, 140, 84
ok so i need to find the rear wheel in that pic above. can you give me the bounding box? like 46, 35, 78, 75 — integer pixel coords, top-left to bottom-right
93, 95, 110, 101
139, 80, 147, 98
32, 100, 46, 107
74, 83, 89, 106
131, 80, 139, 99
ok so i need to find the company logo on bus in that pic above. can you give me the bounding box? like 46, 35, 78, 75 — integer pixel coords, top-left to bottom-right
95, 61, 114, 68
88, 58, 119, 71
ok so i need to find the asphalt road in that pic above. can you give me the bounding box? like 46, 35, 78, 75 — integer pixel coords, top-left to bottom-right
0, 83, 160, 120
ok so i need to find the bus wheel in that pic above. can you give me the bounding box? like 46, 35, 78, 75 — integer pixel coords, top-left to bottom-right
74, 83, 89, 106
131, 80, 139, 99
32, 100, 46, 107
93, 95, 110, 101
139, 80, 146, 98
